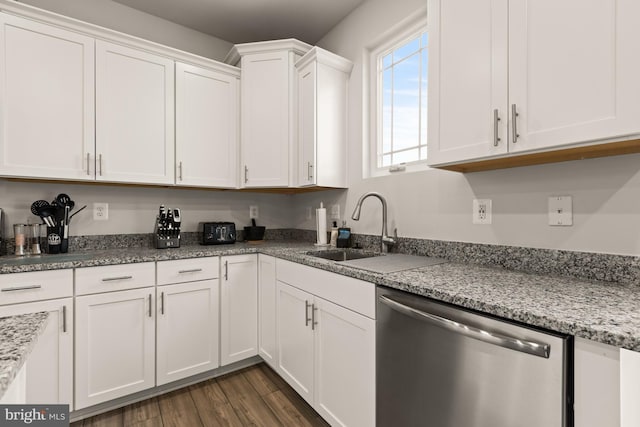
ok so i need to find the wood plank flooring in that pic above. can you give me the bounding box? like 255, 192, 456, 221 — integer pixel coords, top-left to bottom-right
71, 363, 330, 427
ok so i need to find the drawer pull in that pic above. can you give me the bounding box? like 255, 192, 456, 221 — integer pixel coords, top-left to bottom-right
148, 294, 152, 318
161, 292, 165, 315
1, 285, 42, 292
62, 305, 67, 333
178, 268, 203, 274
101, 275, 133, 282
224, 261, 228, 280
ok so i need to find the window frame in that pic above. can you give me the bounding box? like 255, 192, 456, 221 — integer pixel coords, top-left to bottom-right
366, 14, 428, 178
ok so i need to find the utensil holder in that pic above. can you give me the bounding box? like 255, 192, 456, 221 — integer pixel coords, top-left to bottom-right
46, 225, 67, 254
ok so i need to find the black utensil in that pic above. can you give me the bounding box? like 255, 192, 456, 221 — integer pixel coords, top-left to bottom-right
68, 205, 87, 223
30, 200, 49, 217
56, 193, 72, 206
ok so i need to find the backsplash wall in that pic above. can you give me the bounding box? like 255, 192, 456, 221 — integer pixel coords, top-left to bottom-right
0, 180, 295, 238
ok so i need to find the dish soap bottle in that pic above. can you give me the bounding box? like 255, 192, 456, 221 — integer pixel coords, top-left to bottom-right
330, 221, 339, 247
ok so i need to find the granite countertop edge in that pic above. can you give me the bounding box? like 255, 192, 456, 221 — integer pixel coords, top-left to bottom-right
1, 242, 639, 352
0, 311, 49, 400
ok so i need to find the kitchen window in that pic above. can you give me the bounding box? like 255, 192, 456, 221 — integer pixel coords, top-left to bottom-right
367, 16, 427, 177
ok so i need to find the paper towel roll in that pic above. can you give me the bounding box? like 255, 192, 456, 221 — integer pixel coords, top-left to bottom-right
316, 205, 327, 245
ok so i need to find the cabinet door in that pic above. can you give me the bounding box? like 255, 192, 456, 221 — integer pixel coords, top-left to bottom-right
427, 0, 508, 165
95, 40, 174, 184
0, 13, 94, 180
240, 51, 292, 187
276, 281, 314, 404
0, 298, 73, 409
75, 287, 155, 409
176, 62, 238, 188
621, 348, 640, 427
220, 254, 258, 365
314, 297, 375, 427
156, 279, 219, 385
508, 0, 640, 153
258, 254, 277, 367
297, 60, 316, 186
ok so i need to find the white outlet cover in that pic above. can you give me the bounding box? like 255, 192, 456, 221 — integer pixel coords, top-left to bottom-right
93, 202, 108, 221
472, 199, 492, 225
548, 196, 572, 226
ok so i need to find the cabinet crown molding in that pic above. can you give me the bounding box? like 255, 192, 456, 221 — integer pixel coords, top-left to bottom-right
0, 0, 240, 77
296, 46, 353, 74
225, 38, 312, 65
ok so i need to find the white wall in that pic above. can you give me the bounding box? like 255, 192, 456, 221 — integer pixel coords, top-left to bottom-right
1, 180, 294, 236
293, 0, 640, 256
18, 0, 232, 61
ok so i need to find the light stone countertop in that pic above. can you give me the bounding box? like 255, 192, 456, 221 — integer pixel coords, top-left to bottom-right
0, 311, 49, 399
0, 242, 638, 352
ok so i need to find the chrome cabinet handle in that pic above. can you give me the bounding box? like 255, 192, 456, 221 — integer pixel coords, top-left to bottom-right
99, 154, 103, 176
161, 292, 164, 315
62, 305, 67, 333
178, 268, 203, 274
311, 304, 318, 330
148, 294, 152, 318
178, 161, 183, 181
379, 295, 550, 358
101, 275, 133, 282
511, 104, 519, 143
1, 285, 42, 292
224, 261, 228, 280
307, 162, 313, 180
493, 109, 501, 147
305, 300, 312, 326
244, 166, 248, 183
86, 153, 91, 176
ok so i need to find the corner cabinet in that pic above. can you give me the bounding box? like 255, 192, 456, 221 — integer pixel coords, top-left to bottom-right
175, 62, 239, 188
220, 254, 258, 365
226, 39, 311, 188
427, 0, 640, 169
0, 13, 95, 180
95, 40, 174, 185
296, 47, 352, 188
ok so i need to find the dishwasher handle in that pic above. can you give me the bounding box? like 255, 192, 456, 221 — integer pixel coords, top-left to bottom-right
379, 294, 550, 358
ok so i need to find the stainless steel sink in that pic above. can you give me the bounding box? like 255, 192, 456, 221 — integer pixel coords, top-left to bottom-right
306, 249, 379, 262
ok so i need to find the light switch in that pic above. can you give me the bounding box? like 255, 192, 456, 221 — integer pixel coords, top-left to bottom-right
548, 196, 572, 226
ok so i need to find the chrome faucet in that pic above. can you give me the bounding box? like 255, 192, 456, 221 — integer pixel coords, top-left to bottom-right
351, 192, 396, 253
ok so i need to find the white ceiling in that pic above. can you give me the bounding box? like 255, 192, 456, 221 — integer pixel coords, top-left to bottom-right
112, 0, 367, 45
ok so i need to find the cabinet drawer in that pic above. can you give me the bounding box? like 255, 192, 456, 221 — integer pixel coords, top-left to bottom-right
76, 263, 155, 295
276, 259, 375, 319
157, 257, 219, 285
0, 269, 73, 305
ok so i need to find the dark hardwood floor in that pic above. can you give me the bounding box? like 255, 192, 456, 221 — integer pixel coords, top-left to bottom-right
72, 363, 330, 427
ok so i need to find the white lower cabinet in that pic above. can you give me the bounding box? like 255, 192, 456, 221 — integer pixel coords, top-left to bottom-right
0, 298, 73, 408
621, 348, 640, 427
156, 257, 220, 385
220, 254, 258, 365
258, 254, 277, 368
276, 260, 376, 427
75, 286, 155, 409
0, 270, 73, 408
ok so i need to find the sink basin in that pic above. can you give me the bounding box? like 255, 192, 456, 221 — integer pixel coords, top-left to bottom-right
306, 249, 379, 262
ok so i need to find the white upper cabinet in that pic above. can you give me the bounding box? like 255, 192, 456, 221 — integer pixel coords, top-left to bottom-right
95, 40, 174, 184
175, 62, 239, 188
428, 0, 640, 167
296, 47, 352, 188
227, 40, 311, 188
508, 0, 640, 153
0, 13, 95, 180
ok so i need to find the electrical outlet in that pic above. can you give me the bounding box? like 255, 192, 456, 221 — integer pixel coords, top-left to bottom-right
472, 199, 492, 225
330, 204, 340, 220
93, 203, 108, 221
249, 205, 259, 219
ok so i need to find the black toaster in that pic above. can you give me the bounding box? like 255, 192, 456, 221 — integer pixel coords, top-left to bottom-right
200, 222, 236, 245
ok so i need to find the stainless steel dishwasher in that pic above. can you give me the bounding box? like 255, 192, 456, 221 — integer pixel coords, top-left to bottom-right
377, 287, 573, 427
